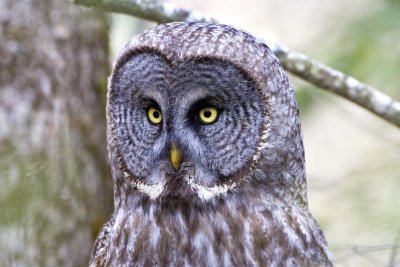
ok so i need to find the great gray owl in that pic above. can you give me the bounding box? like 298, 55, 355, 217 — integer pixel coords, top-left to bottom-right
90, 22, 333, 266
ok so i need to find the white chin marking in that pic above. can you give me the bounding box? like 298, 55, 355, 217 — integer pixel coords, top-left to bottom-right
135, 181, 165, 200
186, 177, 237, 201
133, 179, 237, 201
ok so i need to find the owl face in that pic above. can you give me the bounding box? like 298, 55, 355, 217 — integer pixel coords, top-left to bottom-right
109, 52, 268, 201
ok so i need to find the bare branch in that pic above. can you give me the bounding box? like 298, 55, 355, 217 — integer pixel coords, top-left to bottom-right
73, 0, 216, 23
274, 45, 400, 128
74, 0, 400, 128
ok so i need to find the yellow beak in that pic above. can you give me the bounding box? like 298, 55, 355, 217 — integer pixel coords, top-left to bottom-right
170, 144, 182, 170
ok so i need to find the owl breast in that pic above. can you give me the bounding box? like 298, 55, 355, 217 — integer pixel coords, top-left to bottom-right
104, 192, 330, 267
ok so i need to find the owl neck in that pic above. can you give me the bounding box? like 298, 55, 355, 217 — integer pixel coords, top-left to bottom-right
113, 172, 306, 212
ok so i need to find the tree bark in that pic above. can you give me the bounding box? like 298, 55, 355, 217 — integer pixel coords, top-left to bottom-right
0, 0, 113, 266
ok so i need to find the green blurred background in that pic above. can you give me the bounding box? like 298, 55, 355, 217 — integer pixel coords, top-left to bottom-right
1, 0, 399, 266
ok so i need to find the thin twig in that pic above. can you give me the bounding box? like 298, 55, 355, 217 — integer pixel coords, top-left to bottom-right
389, 228, 400, 266
334, 242, 400, 265
74, 0, 400, 128
352, 246, 385, 267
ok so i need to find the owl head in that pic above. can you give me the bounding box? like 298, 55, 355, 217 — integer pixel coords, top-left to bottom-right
107, 22, 306, 206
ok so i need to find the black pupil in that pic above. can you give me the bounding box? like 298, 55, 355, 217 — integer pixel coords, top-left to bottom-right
203, 110, 212, 118
153, 110, 160, 119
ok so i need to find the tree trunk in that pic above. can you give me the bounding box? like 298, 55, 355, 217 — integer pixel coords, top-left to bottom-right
0, 0, 113, 266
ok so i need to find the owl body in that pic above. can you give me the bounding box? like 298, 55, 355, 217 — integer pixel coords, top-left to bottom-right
90, 22, 332, 266
92, 189, 329, 266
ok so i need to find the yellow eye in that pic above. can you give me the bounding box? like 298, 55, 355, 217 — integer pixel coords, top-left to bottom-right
147, 107, 162, 124
199, 107, 218, 124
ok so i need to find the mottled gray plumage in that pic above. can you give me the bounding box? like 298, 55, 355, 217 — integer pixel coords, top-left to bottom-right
90, 22, 332, 266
